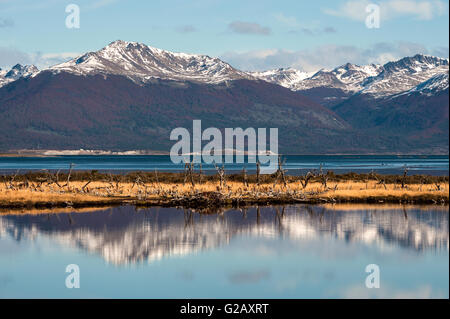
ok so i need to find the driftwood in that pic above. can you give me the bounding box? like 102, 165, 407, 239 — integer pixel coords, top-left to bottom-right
242, 167, 248, 187
401, 166, 409, 189
370, 170, 387, 190
199, 163, 203, 184
214, 162, 226, 189
81, 171, 96, 192
8, 170, 20, 190
63, 163, 75, 188
256, 161, 261, 186
273, 155, 287, 188
40, 169, 62, 188
300, 171, 314, 189
183, 162, 195, 187
318, 164, 328, 189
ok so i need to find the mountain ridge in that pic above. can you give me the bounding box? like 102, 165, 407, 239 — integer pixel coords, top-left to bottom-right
1, 41, 448, 98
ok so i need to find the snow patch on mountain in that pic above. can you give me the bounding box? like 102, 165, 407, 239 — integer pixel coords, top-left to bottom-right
392, 72, 449, 98
249, 68, 315, 90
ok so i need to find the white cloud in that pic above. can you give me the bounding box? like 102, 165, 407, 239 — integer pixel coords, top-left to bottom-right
323, 0, 371, 21
324, 0, 447, 21
0, 47, 79, 69
0, 47, 30, 68
228, 21, 271, 35
220, 42, 447, 72
32, 52, 80, 68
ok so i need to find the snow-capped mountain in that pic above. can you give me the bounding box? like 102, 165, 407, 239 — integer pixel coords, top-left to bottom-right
298, 63, 382, 92
361, 54, 449, 97
50, 40, 251, 84
249, 68, 314, 90
253, 63, 382, 92
0, 64, 39, 88
1, 41, 447, 99
252, 54, 448, 98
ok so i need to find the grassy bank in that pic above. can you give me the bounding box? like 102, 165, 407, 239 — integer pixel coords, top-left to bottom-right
0, 171, 448, 210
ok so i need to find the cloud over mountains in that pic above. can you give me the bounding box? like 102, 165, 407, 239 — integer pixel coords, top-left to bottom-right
221, 42, 448, 72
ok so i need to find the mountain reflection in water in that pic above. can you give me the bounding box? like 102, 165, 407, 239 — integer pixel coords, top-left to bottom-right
0, 205, 447, 265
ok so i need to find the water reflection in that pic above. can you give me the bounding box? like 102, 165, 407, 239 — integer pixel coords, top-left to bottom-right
0, 205, 447, 265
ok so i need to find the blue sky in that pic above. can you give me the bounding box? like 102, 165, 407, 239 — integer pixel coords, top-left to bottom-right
0, 0, 448, 71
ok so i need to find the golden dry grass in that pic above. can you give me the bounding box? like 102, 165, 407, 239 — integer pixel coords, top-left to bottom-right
0, 178, 448, 209
310, 180, 448, 199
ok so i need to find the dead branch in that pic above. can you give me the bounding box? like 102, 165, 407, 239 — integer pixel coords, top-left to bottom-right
401, 166, 409, 189
273, 155, 287, 188
370, 170, 387, 190
256, 160, 261, 186
300, 171, 314, 189
242, 167, 248, 187
214, 162, 226, 190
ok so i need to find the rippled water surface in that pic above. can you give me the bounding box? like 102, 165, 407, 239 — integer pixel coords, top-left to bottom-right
0, 205, 448, 298
0, 155, 448, 175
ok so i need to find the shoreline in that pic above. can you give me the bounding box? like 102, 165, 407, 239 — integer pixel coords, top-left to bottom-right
1, 152, 449, 157
0, 194, 448, 211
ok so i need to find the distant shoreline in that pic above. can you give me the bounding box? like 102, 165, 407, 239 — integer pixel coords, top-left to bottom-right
1, 150, 449, 157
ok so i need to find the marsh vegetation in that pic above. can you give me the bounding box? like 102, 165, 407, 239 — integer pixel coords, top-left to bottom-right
0, 164, 448, 210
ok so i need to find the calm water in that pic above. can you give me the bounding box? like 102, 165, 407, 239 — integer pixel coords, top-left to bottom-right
0, 155, 448, 175
0, 205, 448, 298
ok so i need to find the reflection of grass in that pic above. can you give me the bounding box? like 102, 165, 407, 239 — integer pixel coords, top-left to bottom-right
0, 178, 448, 210
321, 203, 449, 212
0, 206, 110, 215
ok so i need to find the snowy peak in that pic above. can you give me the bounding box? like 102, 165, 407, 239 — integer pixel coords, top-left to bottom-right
5, 64, 39, 80
302, 63, 382, 91
252, 54, 448, 98
362, 54, 449, 97
249, 68, 314, 90
332, 63, 382, 86
51, 40, 250, 84
253, 63, 383, 92
0, 64, 39, 88
382, 54, 448, 75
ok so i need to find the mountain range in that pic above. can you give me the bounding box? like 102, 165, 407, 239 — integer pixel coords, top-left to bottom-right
0, 40, 448, 154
